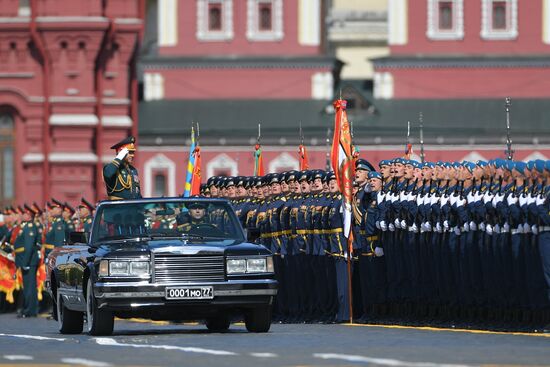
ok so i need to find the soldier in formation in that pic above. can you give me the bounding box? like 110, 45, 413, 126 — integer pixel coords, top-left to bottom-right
206, 158, 550, 329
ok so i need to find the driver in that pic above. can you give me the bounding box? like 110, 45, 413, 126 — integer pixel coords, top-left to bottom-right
178, 202, 212, 231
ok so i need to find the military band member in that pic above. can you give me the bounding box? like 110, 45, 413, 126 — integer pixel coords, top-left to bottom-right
43, 199, 66, 257
78, 198, 95, 232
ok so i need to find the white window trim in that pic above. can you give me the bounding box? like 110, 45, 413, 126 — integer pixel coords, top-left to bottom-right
481, 0, 518, 40
246, 0, 283, 41
206, 153, 238, 178
144, 153, 176, 197
268, 153, 299, 173
196, 0, 234, 42
426, 0, 464, 40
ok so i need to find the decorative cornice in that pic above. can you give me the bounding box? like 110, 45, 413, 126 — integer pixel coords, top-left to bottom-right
49, 114, 98, 126
140, 56, 337, 70
49, 153, 98, 163
0, 72, 34, 79
102, 116, 133, 127
373, 56, 550, 69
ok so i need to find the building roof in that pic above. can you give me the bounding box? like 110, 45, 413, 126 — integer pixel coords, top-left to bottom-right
138, 98, 550, 146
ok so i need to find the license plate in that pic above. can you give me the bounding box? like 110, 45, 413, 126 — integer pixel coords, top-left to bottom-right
165, 286, 214, 300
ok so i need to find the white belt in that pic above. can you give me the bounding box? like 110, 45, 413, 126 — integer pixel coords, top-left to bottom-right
511, 229, 521, 235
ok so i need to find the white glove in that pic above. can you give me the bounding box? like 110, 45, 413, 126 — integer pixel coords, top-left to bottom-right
483, 193, 494, 204
474, 191, 484, 202
515, 224, 524, 234
400, 219, 407, 229
377, 192, 386, 205
519, 195, 528, 207
463, 222, 470, 232
399, 191, 407, 202
523, 223, 531, 233
527, 194, 536, 205
443, 220, 450, 231
492, 193, 505, 208
375, 221, 381, 229
394, 218, 401, 229
486, 223, 493, 235
410, 223, 418, 233
388, 223, 395, 232
435, 222, 442, 233
507, 195, 518, 206
479, 222, 486, 232
374, 247, 384, 257
467, 191, 476, 204
390, 193, 398, 203
116, 147, 129, 160
380, 221, 387, 231
536, 195, 546, 206
430, 194, 439, 206
456, 198, 466, 208
503, 222, 510, 232
532, 225, 539, 235
469, 221, 477, 231
425, 221, 432, 232
494, 223, 500, 233
454, 227, 461, 236
449, 194, 459, 206
440, 195, 450, 207
416, 195, 424, 206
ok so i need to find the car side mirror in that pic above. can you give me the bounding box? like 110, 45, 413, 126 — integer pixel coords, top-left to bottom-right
69, 231, 89, 245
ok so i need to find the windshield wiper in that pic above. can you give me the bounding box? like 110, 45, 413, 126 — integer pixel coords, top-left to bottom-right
98, 234, 152, 244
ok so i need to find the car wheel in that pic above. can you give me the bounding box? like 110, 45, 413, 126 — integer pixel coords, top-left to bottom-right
205, 315, 230, 332
56, 292, 83, 334
245, 305, 272, 333
86, 278, 114, 336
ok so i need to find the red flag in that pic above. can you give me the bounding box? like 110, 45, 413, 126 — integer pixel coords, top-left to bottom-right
298, 144, 309, 170
190, 146, 201, 195
254, 144, 265, 176
330, 99, 355, 246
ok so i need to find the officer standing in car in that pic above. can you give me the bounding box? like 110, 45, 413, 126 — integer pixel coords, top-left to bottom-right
103, 136, 142, 200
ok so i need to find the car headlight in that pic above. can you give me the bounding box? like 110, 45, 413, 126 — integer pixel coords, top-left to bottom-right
226, 257, 273, 274
246, 258, 266, 273
109, 261, 129, 276
227, 259, 246, 274
102, 260, 151, 277
129, 261, 149, 276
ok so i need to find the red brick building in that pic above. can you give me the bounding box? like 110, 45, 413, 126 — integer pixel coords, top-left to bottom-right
0, 0, 142, 205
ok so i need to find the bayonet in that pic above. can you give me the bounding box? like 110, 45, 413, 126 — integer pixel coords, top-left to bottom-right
419, 112, 425, 163
505, 97, 514, 160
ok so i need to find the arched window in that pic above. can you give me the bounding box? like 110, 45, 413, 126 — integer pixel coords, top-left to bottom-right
153, 172, 167, 197
0, 113, 14, 207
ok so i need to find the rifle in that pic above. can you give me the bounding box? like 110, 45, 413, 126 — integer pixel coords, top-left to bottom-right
504, 97, 514, 160
419, 112, 425, 163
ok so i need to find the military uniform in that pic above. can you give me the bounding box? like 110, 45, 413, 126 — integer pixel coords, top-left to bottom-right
103, 136, 142, 200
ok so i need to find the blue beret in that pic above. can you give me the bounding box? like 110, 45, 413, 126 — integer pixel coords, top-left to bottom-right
535, 159, 545, 173
368, 171, 382, 180
514, 161, 527, 173
410, 160, 420, 169
379, 160, 391, 167
527, 161, 535, 170
504, 160, 515, 171
423, 162, 435, 168
494, 158, 505, 169
298, 171, 309, 182
464, 162, 476, 172
476, 160, 487, 167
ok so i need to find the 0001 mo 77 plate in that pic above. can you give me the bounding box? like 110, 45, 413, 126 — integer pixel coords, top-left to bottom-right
165, 286, 214, 300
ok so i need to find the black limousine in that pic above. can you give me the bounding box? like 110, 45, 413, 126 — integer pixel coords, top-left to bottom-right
45, 198, 277, 335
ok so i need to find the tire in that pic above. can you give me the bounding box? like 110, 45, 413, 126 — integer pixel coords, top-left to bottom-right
86, 278, 114, 336
245, 305, 272, 333
205, 315, 231, 332
57, 292, 83, 334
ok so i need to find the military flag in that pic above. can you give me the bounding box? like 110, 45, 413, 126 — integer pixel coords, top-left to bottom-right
190, 143, 201, 196
330, 98, 355, 323
298, 144, 309, 170
330, 98, 354, 246
183, 126, 197, 197
254, 123, 265, 176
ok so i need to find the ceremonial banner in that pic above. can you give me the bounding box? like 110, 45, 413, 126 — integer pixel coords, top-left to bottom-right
298, 144, 309, 170
254, 144, 265, 177
183, 127, 196, 197
0, 251, 16, 303
330, 99, 355, 247
190, 145, 201, 196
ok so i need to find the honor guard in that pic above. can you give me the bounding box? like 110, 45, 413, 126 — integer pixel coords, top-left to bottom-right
78, 198, 95, 232
103, 136, 142, 200
43, 199, 66, 256
14, 205, 40, 318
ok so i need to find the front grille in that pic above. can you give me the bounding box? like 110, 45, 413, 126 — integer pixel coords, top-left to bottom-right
153, 254, 225, 283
